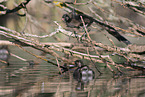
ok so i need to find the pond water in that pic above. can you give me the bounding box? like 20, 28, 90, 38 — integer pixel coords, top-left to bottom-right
0, 45, 145, 97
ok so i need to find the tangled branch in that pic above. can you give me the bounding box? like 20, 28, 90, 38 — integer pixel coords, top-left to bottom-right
0, 0, 145, 74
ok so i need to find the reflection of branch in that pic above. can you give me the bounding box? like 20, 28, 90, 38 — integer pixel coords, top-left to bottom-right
111, 0, 145, 37
15, 44, 68, 70
6, 0, 30, 14
0, 0, 31, 15
54, 22, 145, 70
44, 1, 131, 45
0, 23, 145, 72
0, 26, 70, 64
0, 29, 69, 70
54, 22, 129, 53
125, 2, 145, 15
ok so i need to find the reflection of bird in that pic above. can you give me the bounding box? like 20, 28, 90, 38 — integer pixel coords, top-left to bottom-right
62, 10, 131, 45
75, 81, 84, 91
62, 10, 93, 29
62, 14, 80, 28
73, 60, 95, 83
74, 60, 84, 67
0, 45, 10, 65
62, 14, 71, 23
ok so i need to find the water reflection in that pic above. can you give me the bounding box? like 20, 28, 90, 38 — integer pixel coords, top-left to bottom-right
0, 45, 10, 65
0, 47, 145, 97
73, 60, 95, 91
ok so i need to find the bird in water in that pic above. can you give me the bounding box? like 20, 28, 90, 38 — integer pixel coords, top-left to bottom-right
73, 60, 95, 83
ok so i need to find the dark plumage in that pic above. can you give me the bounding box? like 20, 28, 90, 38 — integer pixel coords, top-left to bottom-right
73, 60, 95, 83
62, 11, 93, 29
62, 10, 131, 45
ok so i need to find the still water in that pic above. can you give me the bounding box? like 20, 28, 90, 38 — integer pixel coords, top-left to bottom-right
0, 45, 145, 97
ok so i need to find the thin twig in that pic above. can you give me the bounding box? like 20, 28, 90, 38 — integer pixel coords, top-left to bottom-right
80, 16, 92, 41
56, 57, 62, 74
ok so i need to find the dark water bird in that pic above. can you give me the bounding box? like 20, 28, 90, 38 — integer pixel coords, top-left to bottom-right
73, 60, 95, 83
62, 10, 131, 45
62, 10, 93, 29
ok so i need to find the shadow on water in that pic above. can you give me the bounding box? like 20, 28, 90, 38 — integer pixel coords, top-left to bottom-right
0, 46, 145, 97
